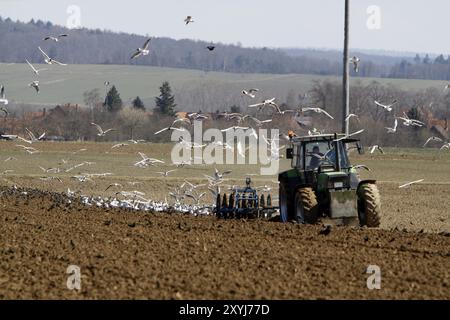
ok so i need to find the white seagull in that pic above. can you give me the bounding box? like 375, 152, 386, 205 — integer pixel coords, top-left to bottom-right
242, 88, 259, 98
154, 126, 187, 135
28, 81, 40, 93
155, 169, 177, 177
369, 145, 384, 154
25, 128, 45, 142
399, 179, 424, 189
43, 34, 68, 42
38, 47, 67, 65
0, 85, 8, 105
91, 123, 116, 137
248, 98, 279, 112
184, 16, 194, 25
131, 38, 151, 60
345, 113, 359, 122
302, 107, 334, 120
423, 136, 443, 147
396, 113, 425, 127
385, 118, 398, 133
25, 59, 47, 75
374, 100, 398, 112
349, 56, 360, 72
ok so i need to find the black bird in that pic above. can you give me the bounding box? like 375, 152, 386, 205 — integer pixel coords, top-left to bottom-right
206, 45, 215, 51
319, 224, 332, 236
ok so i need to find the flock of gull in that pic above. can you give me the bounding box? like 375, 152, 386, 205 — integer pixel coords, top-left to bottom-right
1, 16, 450, 212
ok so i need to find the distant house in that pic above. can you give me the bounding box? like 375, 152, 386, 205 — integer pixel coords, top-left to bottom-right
428, 118, 448, 140
430, 125, 448, 141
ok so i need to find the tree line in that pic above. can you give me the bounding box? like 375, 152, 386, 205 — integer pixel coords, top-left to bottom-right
1, 17, 450, 80
3, 80, 449, 149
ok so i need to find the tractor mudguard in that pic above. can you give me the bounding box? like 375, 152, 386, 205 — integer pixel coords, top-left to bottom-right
358, 179, 377, 189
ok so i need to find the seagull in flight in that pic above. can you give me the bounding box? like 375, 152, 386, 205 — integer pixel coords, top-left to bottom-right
302, 107, 334, 120
345, 113, 359, 122
399, 179, 424, 189
351, 164, 371, 172
248, 98, 279, 112
385, 118, 398, 133
187, 112, 209, 121
111, 143, 129, 149
25, 59, 47, 75
0, 85, 8, 105
374, 100, 397, 112
396, 113, 425, 127
91, 123, 116, 137
184, 16, 194, 25
131, 38, 151, 59
440, 142, 450, 151
423, 136, 443, 147
38, 47, 67, 65
242, 88, 259, 98
248, 116, 272, 127
105, 183, 123, 192
28, 81, 40, 93
349, 56, 360, 72
154, 126, 187, 135
43, 34, 68, 42
25, 128, 45, 142
369, 145, 384, 154
155, 169, 177, 177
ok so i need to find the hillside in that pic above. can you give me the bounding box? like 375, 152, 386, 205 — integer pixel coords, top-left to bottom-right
0, 63, 448, 112
1, 17, 449, 80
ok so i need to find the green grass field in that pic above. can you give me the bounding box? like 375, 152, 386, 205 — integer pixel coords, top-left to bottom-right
0, 63, 448, 107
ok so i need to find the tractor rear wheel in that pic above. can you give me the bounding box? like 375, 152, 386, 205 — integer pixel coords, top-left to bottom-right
294, 187, 318, 224
357, 183, 381, 227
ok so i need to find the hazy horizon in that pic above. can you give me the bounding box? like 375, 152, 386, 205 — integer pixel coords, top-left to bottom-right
1, 0, 449, 56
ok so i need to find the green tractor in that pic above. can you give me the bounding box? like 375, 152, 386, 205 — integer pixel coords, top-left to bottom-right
278, 133, 381, 227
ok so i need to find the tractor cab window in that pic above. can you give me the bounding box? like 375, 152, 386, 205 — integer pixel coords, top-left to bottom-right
292, 144, 303, 169
305, 141, 349, 171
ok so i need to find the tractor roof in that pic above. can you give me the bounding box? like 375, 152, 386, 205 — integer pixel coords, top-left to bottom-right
290, 133, 360, 144
291, 134, 344, 142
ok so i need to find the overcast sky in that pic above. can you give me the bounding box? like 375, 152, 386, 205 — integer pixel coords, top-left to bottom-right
1, 0, 449, 55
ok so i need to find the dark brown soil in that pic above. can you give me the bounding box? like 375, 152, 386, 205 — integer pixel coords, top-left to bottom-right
0, 187, 449, 299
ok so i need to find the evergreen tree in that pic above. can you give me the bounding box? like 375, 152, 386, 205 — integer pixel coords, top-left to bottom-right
434, 54, 446, 64
155, 81, 176, 116
132, 96, 145, 110
423, 54, 431, 64
230, 105, 241, 113
413, 54, 421, 64
104, 85, 123, 112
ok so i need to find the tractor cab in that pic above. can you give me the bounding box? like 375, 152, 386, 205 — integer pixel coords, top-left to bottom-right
279, 133, 381, 227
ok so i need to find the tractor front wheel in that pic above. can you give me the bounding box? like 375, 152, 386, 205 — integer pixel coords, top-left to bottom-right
357, 183, 381, 227
294, 187, 318, 224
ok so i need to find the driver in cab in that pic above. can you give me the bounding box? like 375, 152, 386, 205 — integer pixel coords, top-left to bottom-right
309, 145, 324, 170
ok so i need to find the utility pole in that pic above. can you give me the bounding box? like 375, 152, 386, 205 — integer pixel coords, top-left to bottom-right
342, 0, 350, 135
